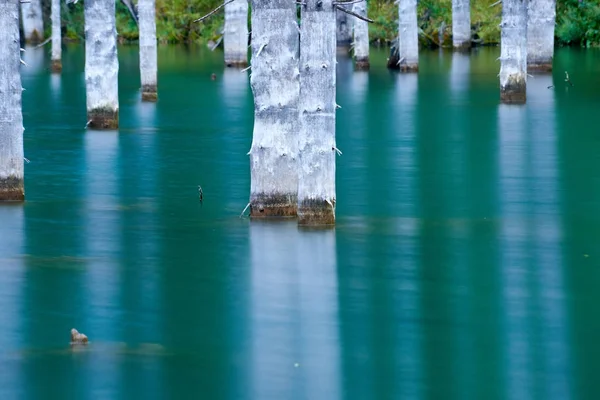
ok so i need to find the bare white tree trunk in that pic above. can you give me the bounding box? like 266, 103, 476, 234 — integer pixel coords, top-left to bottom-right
84, 0, 119, 129
452, 0, 471, 49
51, 0, 61, 72
139, 0, 157, 101
500, 0, 528, 104
20, 0, 43, 43
224, 0, 248, 67
336, 7, 351, 48
298, 0, 337, 225
352, 0, 369, 70
248, 0, 299, 217
0, 0, 25, 201
527, 0, 555, 71
398, 0, 418, 71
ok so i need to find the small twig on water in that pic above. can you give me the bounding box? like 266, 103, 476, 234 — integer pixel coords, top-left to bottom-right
194, 0, 236, 23
334, 4, 374, 23
565, 71, 574, 87
198, 185, 203, 202
240, 203, 250, 218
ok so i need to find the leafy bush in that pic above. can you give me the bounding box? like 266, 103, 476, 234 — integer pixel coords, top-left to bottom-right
556, 0, 600, 47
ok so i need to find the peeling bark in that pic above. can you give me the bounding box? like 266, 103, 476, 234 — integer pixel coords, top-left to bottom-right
452, 0, 471, 50
336, 6, 351, 48
352, 0, 369, 70
224, 0, 249, 67
0, 0, 25, 201
84, 0, 119, 129
298, 0, 337, 226
51, 0, 61, 72
20, 0, 43, 43
527, 0, 555, 72
249, 0, 300, 217
139, 0, 158, 101
398, 0, 418, 71
500, 0, 527, 104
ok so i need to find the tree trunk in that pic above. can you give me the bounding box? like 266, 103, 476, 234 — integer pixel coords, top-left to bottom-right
0, 0, 25, 201
139, 0, 157, 101
500, 0, 527, 104
398, 0, 418, 71
84, 0, 119, 129
51, 0, 61, 72
336, 6, 351, 48
352, 0, 369, 70
248, 0, 299, 217
298, 0, 337, 226
452, 0, 471, 50
20, 0, 43, 44
527, 0, 555, 72
224, 0, 248, 67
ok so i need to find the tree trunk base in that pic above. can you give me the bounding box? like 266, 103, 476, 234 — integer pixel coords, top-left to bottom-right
501, 76, 526, 104
298, 199, 335, 226
399, 64, 419, 72
51, 59, 62, 73
225, 60, 249, 68
142, 85, 158, 102
527, 62, 552, 72
250, 193, 297, 218
453, 41, 471, 52
354, 59, 370, 71
0, 177, 24, 201
87, 108, 119, 129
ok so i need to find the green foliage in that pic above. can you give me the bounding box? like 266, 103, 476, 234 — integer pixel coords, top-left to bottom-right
556, 0, 600, 47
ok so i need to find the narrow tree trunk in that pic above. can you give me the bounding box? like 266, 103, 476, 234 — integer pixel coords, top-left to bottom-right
224, 0, 248, 67
527, 0, 555, 72
500, 0, 527, 104
336, 6, 351, 48
352, 0, 369, 70
0, 0, 25, 201
51, 0, 61, 72
248, 0, 299, 217
452, 0, 471, 50
84, 0, 119, 129
298, 0, 337, 226
20, 0, 43, 44
139, 0, 157, 101
398, 0, 418, 71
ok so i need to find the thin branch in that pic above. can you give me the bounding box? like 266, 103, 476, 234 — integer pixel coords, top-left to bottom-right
333, 0, 364, 5
120, 0, 138, 26
194, 0, 236, 23
489, 0, 501, 7
334, 4, 374, 23
239, 203, 250, 218
241, 65, 251, 72
33, 37, 51, 49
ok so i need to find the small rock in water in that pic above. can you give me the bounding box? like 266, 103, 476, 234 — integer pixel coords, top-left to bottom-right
71, 328, 88, 345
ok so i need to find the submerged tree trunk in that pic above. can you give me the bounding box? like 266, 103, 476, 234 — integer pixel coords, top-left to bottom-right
527, 0, 555, 71
248, 0, 299, 217
0, 0, 25, 201
500, 0, 527, 104
398, 0, 418, 71
84, 0, 119, 129
336, 6, 351, 48
224, 0, 249, 67
139, 0, 157, 101
298, 0, 337, 225
20, 0, 43, 43
51, 0, 61, 72
452, 0, 471, 49
352, 0, 369, 70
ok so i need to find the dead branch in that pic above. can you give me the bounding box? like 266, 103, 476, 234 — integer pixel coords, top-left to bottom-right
195, 0, 236, 23
333, 0, 365, 5
33, 37, 51, 49
120, 0, 138, 26
489, 0, 501, 7
334, 4, 373, 23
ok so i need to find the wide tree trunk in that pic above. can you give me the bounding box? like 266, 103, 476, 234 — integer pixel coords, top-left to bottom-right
0, 0, 25, 201
139, 0, 157, 101
500, 0, 527, 104
398, 0, 418, 71
298, 0, 337, 225
20, 0, 43, 43
452, 0, 471, 49
336, 6, 351, 48
352, 0, 369, 70
527, 0, 555, 71
248, 0, 299, 217
51, 0, 61, 72
84, 0, 119, 129
224, 0, 248, 67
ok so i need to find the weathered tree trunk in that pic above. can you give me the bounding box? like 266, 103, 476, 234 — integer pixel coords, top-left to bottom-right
336, 6, 351, 48
298, 0, 337, 226
527, 0, 555, 72
500, 0, 528, 104
0, 0, 25, 201
224, 0, 249, 67
84, 0, 119, 129
452, 0, 471, 50
139, 0, 157, 101
20, 0, 43, 43
248, 0, 299, 217
352, 0, 369, 70
50, 0, 61, 72
398, 0, 418, 71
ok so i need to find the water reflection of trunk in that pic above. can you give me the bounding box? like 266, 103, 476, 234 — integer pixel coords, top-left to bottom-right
249, 222, 340, 398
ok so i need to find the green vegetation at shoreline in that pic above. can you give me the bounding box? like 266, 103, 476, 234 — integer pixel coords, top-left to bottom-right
45, 0, 600, 47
